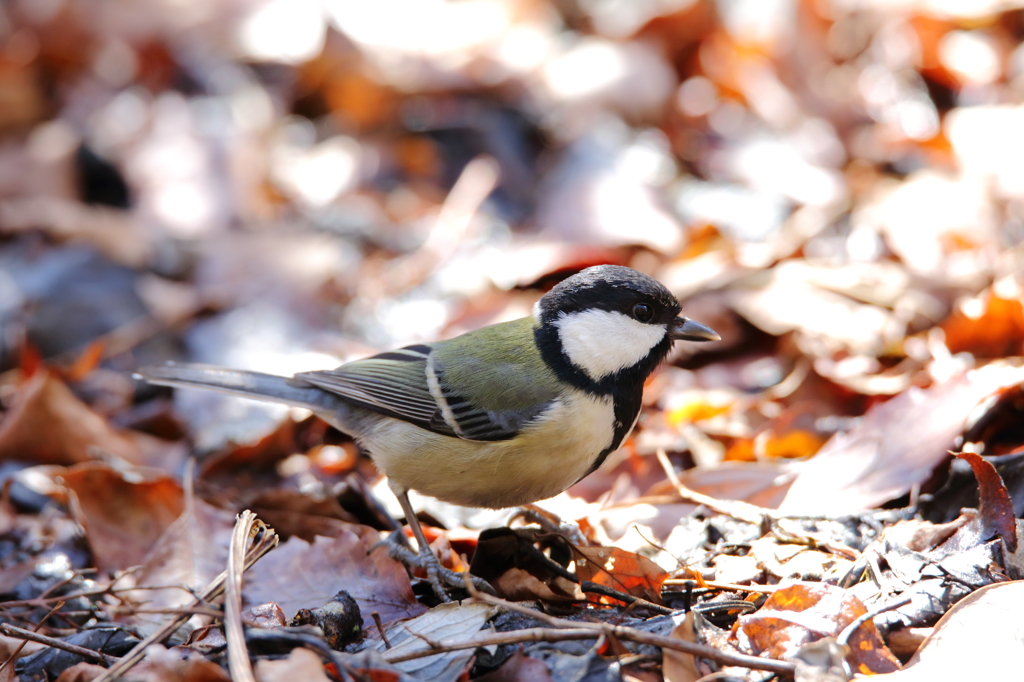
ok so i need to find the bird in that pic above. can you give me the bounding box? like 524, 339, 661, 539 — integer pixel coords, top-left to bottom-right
137, 265, 719, 598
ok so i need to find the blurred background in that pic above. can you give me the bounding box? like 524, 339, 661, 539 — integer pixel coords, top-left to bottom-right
1, 0, 1023, 460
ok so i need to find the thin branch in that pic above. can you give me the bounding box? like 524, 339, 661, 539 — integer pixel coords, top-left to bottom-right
655, 450, 769, 528
382, 627, 607, 663
0, 622, 117, 666
0, 584, 192, 610
92, 513, 279, 682
837, 595, 913, 649
225, 511, 259, 682
451, 573, 795, 675
0, 601, 67, 674
579, 581, 674, 615
371, 612, 392, 650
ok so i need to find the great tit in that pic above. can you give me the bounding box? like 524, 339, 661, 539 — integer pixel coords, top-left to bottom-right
138, 265, 718, 595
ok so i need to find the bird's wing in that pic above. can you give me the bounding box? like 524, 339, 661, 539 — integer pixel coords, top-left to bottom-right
429, 317, 562, 441
296, 344, 458, 437
297, 318, 562, 441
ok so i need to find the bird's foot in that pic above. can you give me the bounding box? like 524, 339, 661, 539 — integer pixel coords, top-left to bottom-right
512, 504, 589, 546
382, 531, 495, 602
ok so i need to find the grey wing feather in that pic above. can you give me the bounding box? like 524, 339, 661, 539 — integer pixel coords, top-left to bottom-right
438, 390, 539, 441
295, 345, 458, 437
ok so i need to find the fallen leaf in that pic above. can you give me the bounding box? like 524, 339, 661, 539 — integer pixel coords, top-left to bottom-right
255, 646, 332, 682
733, 581, 900, 674
59, 462, 184, 573
942, 293, 1024, 358
244, 527, 425, 626
779, 364, 1024, 514
571, 545, 669, 605
123, 496, 236, 632
0, 371, 140, 465
873, 581, 1024, 680
378, 602, 498, 682
470, 528, 580, 602
124, 645, 232, 682
955, 451, 1017, 553
662, 612, 701, 682
473, 648, 555, 682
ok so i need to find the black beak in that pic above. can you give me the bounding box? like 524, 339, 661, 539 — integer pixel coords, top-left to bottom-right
669, 317, 720, 342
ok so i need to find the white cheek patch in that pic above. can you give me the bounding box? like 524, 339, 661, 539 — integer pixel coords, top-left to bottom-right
555, 309, 666, 380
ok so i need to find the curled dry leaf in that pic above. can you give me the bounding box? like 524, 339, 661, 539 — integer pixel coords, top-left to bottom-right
243, 526, 426, 627
124, 497, 236, 632
733, 581, 900, 675
570, 545, 669, 605
377, 602, 498, 682
779, 364, 1024, 515
873, 581, 1024, 681
469, 528, 580, 603
0, 371, 180, 469
473, 648, 555, 682
59, 462, 184, 574
955, 451, 1018, 553
254, 646, 332, 682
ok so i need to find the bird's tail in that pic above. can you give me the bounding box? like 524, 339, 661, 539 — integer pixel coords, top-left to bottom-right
136, 363, 343, 415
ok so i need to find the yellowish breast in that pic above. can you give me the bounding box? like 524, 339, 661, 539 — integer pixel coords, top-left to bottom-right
363, 391, 616, 509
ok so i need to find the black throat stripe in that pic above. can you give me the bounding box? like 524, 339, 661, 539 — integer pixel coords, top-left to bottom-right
534, 324, 673, 480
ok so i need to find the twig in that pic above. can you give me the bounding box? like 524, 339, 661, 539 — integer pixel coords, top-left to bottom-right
770, 519, 859, 560
837, 595, 913, 649
0, 622, 117, 666
225, 511, 259, 682
664, 580, 781, 594
655, 450, 769, 528
382, 627, 610, 663
579, 581, 674, 615
447, 573, 795, 675
0, 584, 191, 610
371, 612, 392, 649
0, 601, 67, 674
92, 513, 279, 682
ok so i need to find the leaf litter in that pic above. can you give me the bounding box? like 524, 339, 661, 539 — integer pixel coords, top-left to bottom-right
2, 0, 1024, 680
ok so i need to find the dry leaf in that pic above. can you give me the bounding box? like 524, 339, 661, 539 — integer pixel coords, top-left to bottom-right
244, 527, 426, 626
60, 462, 184, 573
779, 364, 1024, 514
571, 545, 669, 605
734, 581, 900, 674
873, 581, 1024, 680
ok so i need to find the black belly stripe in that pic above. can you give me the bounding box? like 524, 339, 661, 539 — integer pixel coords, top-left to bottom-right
575, 388, 643, 482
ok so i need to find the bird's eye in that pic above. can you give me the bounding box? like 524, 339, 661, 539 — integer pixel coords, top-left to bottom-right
632, 303, 653, 322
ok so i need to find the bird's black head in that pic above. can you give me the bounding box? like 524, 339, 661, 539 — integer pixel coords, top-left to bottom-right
534, 265, 719, 387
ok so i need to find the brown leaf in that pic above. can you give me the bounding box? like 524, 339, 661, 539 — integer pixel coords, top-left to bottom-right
60, 462, 184, 573
249, 487, 360, 542
734, 581, 900, 674
54, 662, 107, 682
244, 526, 425, 626
571, 545, 668, 605
662, 612, 701, 682
474, 649, 555, 682
125, 648, 232, 682
955, 451, 1018, 553
123, 497, 235, 630
779, 364, 1024, 514
873, 581, 1024, 681
942, 294, 1024, 358
470, 528, 580, 602
0, 371, 141, 465
255, 647, 333, 682
197, 415, 332, 483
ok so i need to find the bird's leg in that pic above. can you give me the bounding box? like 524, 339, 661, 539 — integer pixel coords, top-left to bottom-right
387, 481, 495, 600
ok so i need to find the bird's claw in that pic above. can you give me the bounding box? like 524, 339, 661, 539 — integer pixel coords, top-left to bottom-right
382, 532, 495, 601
